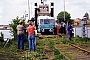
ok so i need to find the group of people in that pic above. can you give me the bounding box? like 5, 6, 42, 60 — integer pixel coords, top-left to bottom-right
53, 22, 66, 35
54, 22, 73, 40
59, 22, 66, 34
16, 20, 36, 51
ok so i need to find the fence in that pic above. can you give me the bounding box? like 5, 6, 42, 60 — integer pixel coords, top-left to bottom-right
73, 26, 90, 38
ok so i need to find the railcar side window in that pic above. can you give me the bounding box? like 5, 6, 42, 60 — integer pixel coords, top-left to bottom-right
50, 19, 55, 24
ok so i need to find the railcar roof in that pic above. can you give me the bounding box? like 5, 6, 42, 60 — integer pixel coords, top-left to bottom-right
38, 16, 55, 19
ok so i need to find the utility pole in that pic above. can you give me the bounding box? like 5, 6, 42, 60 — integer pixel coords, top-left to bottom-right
64, 0, 65, 21
31, 3, 32, 18
28, 0, 30, 19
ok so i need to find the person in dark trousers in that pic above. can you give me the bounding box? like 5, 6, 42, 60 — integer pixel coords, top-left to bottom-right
53, 25, 57, 35
62, 22, 66, 34
60, 23, 63, 34
16, 20, 24, 50
27, 21, 36, 51
67, 23, 73, 40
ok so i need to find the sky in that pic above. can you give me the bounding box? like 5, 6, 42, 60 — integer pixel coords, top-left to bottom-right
0, 0, 90, 25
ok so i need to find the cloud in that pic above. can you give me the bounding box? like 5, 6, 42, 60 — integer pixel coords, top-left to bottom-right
0, 0, 28, 24
0, 0, 90, 24
64, 0, 90, 19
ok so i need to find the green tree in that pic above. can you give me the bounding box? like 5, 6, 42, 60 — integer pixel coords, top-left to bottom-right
9, 16, 26, 40
70, 19, 74, 24
57, 11, 72, 23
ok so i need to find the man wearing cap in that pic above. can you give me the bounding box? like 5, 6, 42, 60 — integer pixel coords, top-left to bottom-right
16, 20, 24, 50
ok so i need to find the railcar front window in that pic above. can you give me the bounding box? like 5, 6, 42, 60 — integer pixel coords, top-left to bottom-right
40, 19, 43, 24
44, 19, 50, 24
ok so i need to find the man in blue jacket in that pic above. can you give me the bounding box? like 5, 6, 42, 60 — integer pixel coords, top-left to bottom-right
67, 23, 73, 40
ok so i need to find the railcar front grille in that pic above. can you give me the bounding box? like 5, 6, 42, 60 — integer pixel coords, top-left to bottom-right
44, 29, 49, 32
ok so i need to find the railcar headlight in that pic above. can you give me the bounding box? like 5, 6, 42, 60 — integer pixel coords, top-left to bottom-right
49, 29, 53, 32
42, 29, 44, 32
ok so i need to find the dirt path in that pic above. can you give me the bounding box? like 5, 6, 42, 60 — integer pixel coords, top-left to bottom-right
55, 44, 90, 60
43, 46, 55, 60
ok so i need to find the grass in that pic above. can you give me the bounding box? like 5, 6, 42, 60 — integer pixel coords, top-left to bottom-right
0, 36, 90, 60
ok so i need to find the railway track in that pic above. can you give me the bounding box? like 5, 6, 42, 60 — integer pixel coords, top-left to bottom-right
36, 33, 62, 38
37, 35, 60, 38
69, 44, 90, 55
55, 43, 90, 60
36, 33, 90, 59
